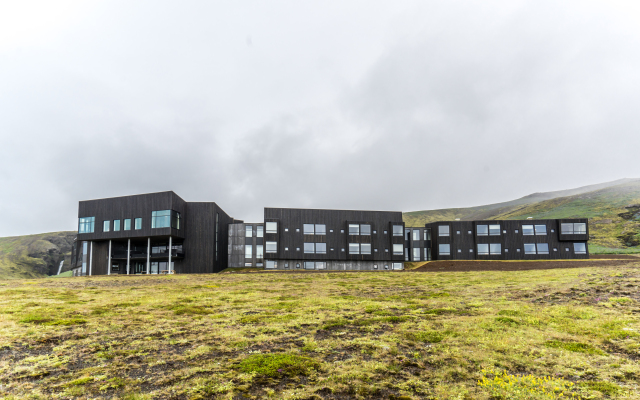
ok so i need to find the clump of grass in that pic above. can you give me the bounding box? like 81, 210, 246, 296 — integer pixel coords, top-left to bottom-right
545, 340, 605, 355
495, 316, 520, 325
236, 353, 320, 377
405, 330, 446, 343
478, 368, 578, 399
19, 314, 53, 324
498, 309, 524, 317
67, 376, 93, 386
580, 381, 620, 396
171, 305, 212, 315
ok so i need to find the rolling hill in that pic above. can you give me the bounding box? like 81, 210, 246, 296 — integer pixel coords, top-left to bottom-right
403, 178, 640, 250
0, 231, 76, 279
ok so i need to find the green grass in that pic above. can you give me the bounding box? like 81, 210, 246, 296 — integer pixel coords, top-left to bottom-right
0, 264, 639, 398
0, 231, 75, 279
589, 244, 640, 254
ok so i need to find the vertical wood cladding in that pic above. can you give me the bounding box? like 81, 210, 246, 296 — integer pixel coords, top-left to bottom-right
263, 207, 404, 262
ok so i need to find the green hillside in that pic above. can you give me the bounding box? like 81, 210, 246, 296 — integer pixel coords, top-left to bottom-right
404, 179, 640, 250
0, 231, 76, 280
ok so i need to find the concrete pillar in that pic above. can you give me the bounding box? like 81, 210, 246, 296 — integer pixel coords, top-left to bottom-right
146, 238, 150, 274
107, 240, 111, 275
168, 236, 172, 273
127, 239, 130, 275
89, 241, 93, 276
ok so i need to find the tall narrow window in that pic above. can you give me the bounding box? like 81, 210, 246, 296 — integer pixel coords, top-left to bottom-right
522, 225, 534, 235
439, 244, 451, 255
78, 217, 95, 233
304, 243, 315, 254
574, 243, 587, 254
438, 225, 450, 236
413, 248, 420, 261
81, 241, 88, 274
103, 220, 110, 232
477, 244, 489, 255
171, 211, 180, 229
361, 243, 371, 254
412, 230, 420, 240
134, 218, 142, 230
245, 245, 252, 258
245, 225, 253, 237
215, 212, 219, 261
424, 247, 432, 260
535, 225, 547, 235
113, 220, 121, 231
349, 243, 360, 254
256, 245, 264, 259
476, 225, 488, 236
360, 224, 371, 235
392, 244, 403, 255
315, 224, 326, 235
349, 224, 360, 235
424, 229, 431, 241
489, 225, 501, 236
489, 243, 501, 255
265, 222, 277, 234
257, 225, 263, 237
124, 219, 131, 231
265, 242, 277, 253
316, 243, 327, 254
392, 225, 404, 236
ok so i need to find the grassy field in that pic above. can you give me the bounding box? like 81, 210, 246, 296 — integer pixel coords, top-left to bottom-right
1, 264, 639, 399
0, 232, 75, 280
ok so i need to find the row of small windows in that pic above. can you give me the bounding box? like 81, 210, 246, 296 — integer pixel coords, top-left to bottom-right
103, 218, 142, 232
258, 241, 407, 256
261, 221, 406, 237
264, 260, 404, 270
438, 223, 587, 237
404, 229, 433, 241
245, 245, 264, 259
409, 247, 433, 261
80, 210, 180, 233
438, 242, 587, 255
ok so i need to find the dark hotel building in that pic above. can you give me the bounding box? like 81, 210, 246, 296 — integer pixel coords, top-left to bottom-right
71, 191, 590, 275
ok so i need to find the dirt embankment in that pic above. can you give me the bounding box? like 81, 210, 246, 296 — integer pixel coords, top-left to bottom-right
411, 257, 638, 272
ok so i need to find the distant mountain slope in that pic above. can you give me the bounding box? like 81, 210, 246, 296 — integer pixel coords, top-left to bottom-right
404, 179, 640, 249
0, 232, 76, 279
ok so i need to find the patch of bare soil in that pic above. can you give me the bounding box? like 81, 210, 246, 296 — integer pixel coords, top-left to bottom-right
410, 259, 638, 272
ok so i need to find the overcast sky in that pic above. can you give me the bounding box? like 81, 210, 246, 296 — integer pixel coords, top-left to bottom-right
1, 0, 640, 236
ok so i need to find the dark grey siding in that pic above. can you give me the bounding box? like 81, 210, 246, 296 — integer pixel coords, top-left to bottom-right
182, 202, 234, 273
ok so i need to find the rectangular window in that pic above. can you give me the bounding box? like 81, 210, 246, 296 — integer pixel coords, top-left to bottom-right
304, 243, 315, 254
151, 210, 171, 228
489, 225, 501, 236
316, 243, 327, 254
476, 225, 488, 236
134, 218, 142, 230
537, 243, 549, 254
413, 247, 420, 261
392, 262, 404, 270
246, 225, 253, 237
265, 222, 277, 233
171, 212, 180, 229
392, 225, 404, 236
439, 225, 450, 236
78, 217, 95, 233
349, 224, 360, 235
439, 244, 451, 255
316, 261, 326, 270
522, 225, 534, 235
81, 241, 88, 274
574, 223, 587, 234
524, 243, 537, 254
412, 230, 420, 240
424, 229, 431, 241
560, 223, 573, 234
574, 243, 587, 254
392, 244, 403, 255
304, 261, 315, 270
113, 220, 121, 231
361, 224, 371, 235
425, 248, 432, 260
124, 219, 131, 231
304, 224, 315, 234
489, 243, 501, 255
256, 245, 263, 259
266, 260, 277, 269
103, 220, 110, 232
535, 225, 547, 235
477, 244, 489, 255
257, 226, 264, 237
361, 243, 371, 254
405, 248, 408, 261
245, 245, 252, 258
349, 243, 360, 254
315, 224, 326, 235
265, 241, 277, 253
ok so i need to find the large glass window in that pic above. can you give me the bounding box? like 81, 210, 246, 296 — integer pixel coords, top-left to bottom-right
424, 229, 431, 241
439, 225, 450, 236
537, 243, 549, 254
424, 248, 432, 261
316, 261, 326, 270
490, 243, 501, 255
361, 243, 371, 255
103, 220, 110, 232
304, 224, 315, 234
439, 244, 451, 255
349, 243, 360, 254
134, 218, 142, 230
151, 210, 171, 228
246, 225, 253, 237
265, 241, 277, 253
304, 261, 315, 270
412, 230, 420, 240
349, 224, 360, 235
574, 243, 587, 254
266, 260, 277, 269
522, 225, 534, 235
245, 245, 252, 258
489, 225, 501, 236
316, 243, 327, 254
561, 223, 587, 234
257, 226, 264, 237
113, 220, 121, 231
124, 219, 131, 231
315, 224, 326, 235
524, 243, 537, 254
413, 248, 420, 261
78, 217, 95, 233
171, 212, 180, 229
476, 225, 488, 236
265, 222, 277, 233
360, 224, 371, 235
392, 225, 404, 236
535, 225, 547, 235
256, 245, 264, 259
477, 244, 489, 255
304, 243, 315, 253
392, 244, 403, 255
392, 262, 404, 270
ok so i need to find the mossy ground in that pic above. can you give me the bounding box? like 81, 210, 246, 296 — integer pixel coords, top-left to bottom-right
1, 265, 639, 399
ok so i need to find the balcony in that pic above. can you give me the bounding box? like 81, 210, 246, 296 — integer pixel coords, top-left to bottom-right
111, 249, 184, 259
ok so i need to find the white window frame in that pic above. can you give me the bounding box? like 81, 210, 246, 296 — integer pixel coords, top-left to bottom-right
265, 241, 277, 253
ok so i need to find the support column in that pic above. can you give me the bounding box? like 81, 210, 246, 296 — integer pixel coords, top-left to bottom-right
89, 241, 93, 276
127, 239, 131, 275
168, 236, 172, 273
146, 238, 150, 274
107, 240, 112, 275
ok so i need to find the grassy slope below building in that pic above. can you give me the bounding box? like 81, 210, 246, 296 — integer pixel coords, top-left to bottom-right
0, 232, 76, 279
403, 178, 640, 252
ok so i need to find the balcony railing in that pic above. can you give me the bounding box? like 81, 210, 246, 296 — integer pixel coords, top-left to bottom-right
112, 250, 184, 259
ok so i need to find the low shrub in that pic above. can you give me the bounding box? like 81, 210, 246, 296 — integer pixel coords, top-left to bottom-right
236, 353, 320, 377
544, 340, 605, 355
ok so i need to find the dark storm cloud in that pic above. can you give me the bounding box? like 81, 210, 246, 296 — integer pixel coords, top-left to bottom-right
0, 0, 639, 236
